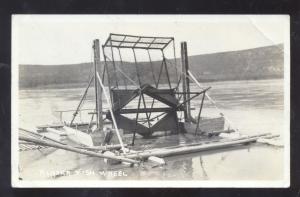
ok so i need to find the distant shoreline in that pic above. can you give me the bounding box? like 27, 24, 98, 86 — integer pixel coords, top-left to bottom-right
19, 77, 283, 90
18, 44, 284, 90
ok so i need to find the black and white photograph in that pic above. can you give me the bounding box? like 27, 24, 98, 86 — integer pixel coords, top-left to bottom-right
11, 15, 290, 187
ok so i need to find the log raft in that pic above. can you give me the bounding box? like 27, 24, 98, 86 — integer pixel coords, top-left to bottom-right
124, 133, 276, 160
19, 127, 279, 165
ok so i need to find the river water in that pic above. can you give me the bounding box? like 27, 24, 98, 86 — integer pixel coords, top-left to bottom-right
18, 79, 286, 181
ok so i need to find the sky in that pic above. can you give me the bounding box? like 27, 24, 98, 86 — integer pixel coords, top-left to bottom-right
12, 15, 289, 65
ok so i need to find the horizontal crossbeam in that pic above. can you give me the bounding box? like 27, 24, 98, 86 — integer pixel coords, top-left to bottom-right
104, 45, 164, 50
110, 33, 174, 40
103, 33, 174, 50
118, 107, 184, 114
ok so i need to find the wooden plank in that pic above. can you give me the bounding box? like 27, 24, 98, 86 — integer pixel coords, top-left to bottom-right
63, 126, 94, 147
144, 86, 178, 107
111, 89, 138, 111
46, 128, 67, 136
111, 114, 149, 136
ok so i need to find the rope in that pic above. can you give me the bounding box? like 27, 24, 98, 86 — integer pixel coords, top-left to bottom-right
70, 76, 94, 126
147, 49, 157, 85
115, 66, 138, 86
109, 40, 119, 88
164, 56, 239, 133
161, 51, 172, 89
132, 48, 142, 87
188, 71, 240, 133
104, 54, 139, 87
117, 48, 128, 89
70, 47, 96, 125
103, 44, 239, 133
164, 57, 181, 91
96, 72, 126, 153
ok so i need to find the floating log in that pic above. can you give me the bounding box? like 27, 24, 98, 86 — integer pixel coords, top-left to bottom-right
75, 144, 127, 151
205, 129, 235, 137
19, 136, 139, 164
124, 133, 275, 159
256, 135, 283, 147
262, 134, 280, 139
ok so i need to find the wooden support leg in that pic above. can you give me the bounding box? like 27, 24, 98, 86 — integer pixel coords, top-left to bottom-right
195, 93, 206, 135
132, 93, 142, 146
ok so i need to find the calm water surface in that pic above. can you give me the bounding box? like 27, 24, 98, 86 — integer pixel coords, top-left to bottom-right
18, 79, 285, 181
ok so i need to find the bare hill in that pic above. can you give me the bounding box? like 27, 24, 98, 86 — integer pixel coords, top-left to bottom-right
19, 44, 284, 89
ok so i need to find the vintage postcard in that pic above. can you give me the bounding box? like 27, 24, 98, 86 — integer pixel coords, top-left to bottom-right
11, 15, 290, 187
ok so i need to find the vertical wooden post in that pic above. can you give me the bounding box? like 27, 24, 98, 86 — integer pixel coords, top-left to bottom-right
93, 39, 103, 131
109, 38, 119, 88
102, 45, 113, 104
195, 92, 205, 135
181, 41, 191, 122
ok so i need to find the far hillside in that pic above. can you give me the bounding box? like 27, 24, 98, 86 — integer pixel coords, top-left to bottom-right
19, 44, 284, 89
